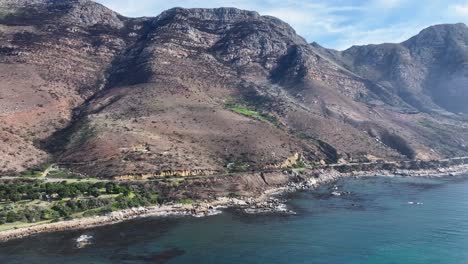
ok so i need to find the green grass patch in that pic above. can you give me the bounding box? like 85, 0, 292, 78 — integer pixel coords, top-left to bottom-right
226, 103, 280, 126
20, 163, 57, 178
96, 194, 120, 199
0, 220, 52, 232
82, 208, 101, 217
168, 178, 184, 187
20, 169, 43, 178
226, 162, 250, 173
47, 169, 75, 179
230, 105, 263, 119
178, 199, 193, 205
293, 160, 306, 169
86, 178, 99, 182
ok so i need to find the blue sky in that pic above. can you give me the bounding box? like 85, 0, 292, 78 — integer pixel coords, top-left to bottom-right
95, 0, 468, 50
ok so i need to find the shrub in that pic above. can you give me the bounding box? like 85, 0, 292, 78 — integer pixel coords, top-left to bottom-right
6, 211, 16, 223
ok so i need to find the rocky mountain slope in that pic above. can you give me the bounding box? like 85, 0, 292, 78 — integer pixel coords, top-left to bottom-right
319, 23, 468, 115
0, 0, 467, 178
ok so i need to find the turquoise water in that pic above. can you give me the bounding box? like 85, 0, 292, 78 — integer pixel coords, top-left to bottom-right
1, 176, 468, 264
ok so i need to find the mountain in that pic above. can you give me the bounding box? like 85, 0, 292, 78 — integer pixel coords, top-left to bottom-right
333, 23, 468, 115
0, 0, 467, 178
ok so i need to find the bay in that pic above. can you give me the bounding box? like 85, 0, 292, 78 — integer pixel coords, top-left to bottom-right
1, 175, 468, 264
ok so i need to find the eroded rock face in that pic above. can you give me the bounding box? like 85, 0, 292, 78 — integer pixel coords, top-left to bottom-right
339, 23, 468, 114
0, 0, 133, 173
0, 1, 467, 177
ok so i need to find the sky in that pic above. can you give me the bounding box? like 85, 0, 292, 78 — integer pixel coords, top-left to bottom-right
95, 0, 468, 50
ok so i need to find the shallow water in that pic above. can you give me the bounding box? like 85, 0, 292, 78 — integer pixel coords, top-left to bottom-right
1, 175, 468, 264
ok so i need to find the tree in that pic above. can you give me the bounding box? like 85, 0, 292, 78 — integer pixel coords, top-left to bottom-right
40, 209, 59, 220
26, 189, 40, 200
9, 192, 21, 202
23, 209, 39, 223
58, 187, 71, 198
105, 182, 116, 194
52, 204, 71, 218
122, 188, 130, 197
89, 188, 100, 198
6, 211, 16, 223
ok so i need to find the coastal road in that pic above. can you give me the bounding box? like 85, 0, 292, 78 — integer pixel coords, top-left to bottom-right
2, 156, 468, 183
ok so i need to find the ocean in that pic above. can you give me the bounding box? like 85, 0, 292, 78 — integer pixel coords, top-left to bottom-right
1, 175, 468, 264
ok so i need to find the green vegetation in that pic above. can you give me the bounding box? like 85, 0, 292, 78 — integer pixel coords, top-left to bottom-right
69, 122, 96, 148
165, 178, 185, 187
293, 159, 306, 169
226, 162, 250, 173
178, 198, 193, 204
0, 180, 164, 227
19, 163, 53, 178
0, 221, 52, 232
225, 103, 280, 126
19, 164, 97, 180
229, 104, 263, 119
20, 169, 43, 178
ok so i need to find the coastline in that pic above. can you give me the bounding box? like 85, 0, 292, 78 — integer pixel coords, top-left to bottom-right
1, 163, 468, 243
0, 198, 231, 242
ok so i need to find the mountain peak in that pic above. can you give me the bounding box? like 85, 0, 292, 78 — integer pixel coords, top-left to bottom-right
156, 7, 304, 44
419, 23, 467, 33
63, 0, 125, 28
157, 7, 261, 22
403, 23, 468, 47
1, 0, 92, 8
0, 0, 124, 28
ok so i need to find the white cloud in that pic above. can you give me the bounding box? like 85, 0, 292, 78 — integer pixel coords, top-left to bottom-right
261, 6, 350, 36
332, 23, 426, 50
259, 2, 361, 43
452, 3, 468, 16
262, 9, 312, 26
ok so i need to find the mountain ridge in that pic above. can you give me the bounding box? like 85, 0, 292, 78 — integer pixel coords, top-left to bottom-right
0, 1, 467, 177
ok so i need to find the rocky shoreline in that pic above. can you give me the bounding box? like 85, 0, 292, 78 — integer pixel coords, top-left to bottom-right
284, 163, 468, 192
1, 162, 468, 242
0, 196, 292, 242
